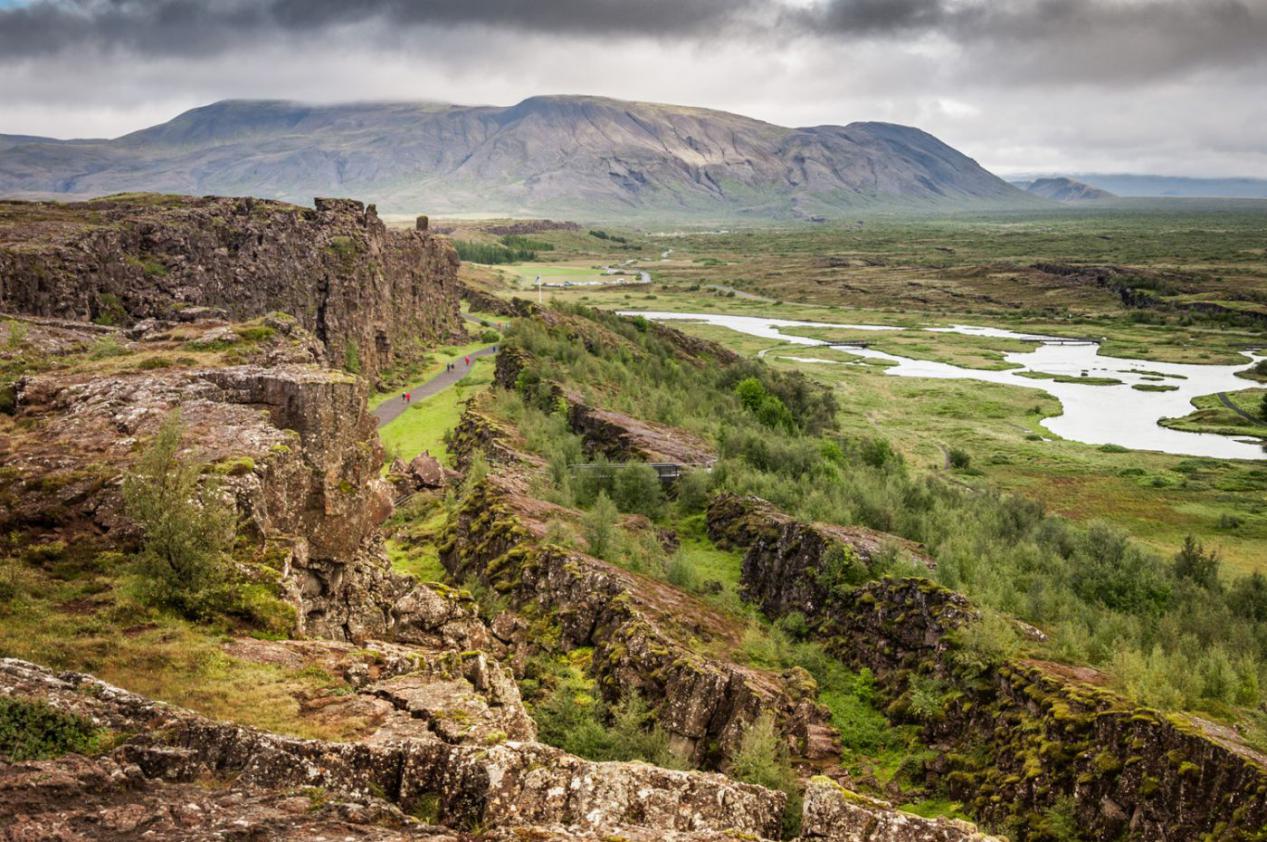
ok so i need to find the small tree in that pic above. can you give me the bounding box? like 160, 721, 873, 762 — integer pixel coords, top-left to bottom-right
583, 492, 620, 559
123, 412, 234, 618
612, 462, 664, 518
1173, 535, 1221, 591
730, 713, 801, 838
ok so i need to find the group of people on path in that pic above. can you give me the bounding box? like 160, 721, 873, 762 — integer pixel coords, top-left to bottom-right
444, 354, 475, 374
402, 347, 494, 405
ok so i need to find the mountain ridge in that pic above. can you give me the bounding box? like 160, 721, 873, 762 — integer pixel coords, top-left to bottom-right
0, 95, 1038, 218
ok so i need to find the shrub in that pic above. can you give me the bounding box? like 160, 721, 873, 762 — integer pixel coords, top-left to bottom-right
1173, 535, 1220, 590
343, 341, 362, 375
947, 448, 971, 470
0, 697, 101, 761
612, 462, 664, 518
729, 713, 801, 837
122, 412, 235, 619
674, 468, 713, 513
665, 551, 698, 591
480, 329, 501, 343
583, 492, 619, 558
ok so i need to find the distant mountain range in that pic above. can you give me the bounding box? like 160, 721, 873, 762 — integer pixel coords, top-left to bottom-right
0, 96, 1038, 219
1009, 172, 1267, 200
1012, 177, 1116, 202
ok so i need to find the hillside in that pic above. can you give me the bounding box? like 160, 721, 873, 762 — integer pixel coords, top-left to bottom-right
1011, 172, 1267, 199
0, 96, 1037, 219
1019, 176, 1116, 201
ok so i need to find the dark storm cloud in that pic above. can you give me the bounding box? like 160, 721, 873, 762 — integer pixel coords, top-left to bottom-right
0, 0, 1263, 82
0, 0, 1261, 79
804, 0, 1267, 80
0, 0, 763, 57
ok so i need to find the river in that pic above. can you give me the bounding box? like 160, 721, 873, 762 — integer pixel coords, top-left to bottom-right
621, 311, 1267, 461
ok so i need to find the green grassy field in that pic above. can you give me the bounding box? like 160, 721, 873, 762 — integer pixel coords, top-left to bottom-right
378, 357, 494, 463
462, 205, 1267, 576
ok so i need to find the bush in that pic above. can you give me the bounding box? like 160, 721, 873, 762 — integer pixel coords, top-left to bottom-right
947, 448, 971, 470
674, 468, 713, 514
583, 492, 620, 558
480, 329, 501, 343
612, 463, 664, 518
729, 713, 801, 837
122, 412, 235, 619
734, 377, 796, 433
0, 697, 101, 761
344, 341, 361, 375
1173, 535, 1220, 590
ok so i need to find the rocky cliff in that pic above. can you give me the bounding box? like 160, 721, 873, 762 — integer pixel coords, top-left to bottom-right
0, 657, 785, 840
439, 469, 839, 769
711, 494, 1267, 840
0, 194, 463, 381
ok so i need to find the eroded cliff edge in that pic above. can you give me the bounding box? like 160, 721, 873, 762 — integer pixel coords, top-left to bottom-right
0, 194, 462, 379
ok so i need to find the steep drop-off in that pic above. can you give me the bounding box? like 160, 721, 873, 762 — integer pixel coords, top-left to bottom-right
0, 194, 462, 380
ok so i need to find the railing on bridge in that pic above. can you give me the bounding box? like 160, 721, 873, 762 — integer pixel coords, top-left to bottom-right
570, 462, 710, 484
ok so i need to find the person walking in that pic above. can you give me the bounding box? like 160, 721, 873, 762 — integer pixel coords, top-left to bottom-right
464, 355, 471, 366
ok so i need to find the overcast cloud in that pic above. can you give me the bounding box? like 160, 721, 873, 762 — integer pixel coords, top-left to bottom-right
1, 0, 1264, 176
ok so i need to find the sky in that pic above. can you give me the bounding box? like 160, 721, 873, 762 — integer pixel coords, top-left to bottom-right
0, 0, 1265, 177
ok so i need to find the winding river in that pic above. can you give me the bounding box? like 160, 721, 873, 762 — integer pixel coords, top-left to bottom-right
621, 311, 1267, 461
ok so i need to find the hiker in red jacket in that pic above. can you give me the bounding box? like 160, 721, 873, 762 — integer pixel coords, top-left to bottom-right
465, 355, 471, 366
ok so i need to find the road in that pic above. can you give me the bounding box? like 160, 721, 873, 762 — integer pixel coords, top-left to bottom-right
373, 345, 498, 427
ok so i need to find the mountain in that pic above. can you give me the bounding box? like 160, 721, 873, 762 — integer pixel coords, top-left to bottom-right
1014, 176, 1116, 202
0, 96, 1036, 218
1011, 172, 1267, 200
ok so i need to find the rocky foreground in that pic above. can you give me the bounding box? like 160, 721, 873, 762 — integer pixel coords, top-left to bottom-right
2, 198, 1266, 841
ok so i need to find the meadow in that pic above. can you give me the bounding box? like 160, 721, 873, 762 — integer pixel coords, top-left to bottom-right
451, 204, 1267, 576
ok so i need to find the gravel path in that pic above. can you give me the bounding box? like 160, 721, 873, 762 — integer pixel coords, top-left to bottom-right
1217, 391, 1261, 424
373, 345, 497, 427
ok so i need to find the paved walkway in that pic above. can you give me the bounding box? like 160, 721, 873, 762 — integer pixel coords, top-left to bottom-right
1218, 391, 1261, 424
373, 345, 497, 427
462, 312, 509, 331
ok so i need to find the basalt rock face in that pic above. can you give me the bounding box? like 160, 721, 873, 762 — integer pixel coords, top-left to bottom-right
708, 493, 934, 621
720, 495, 1267, 841
0, 319, 489, 647
0, 658, 786, 840
0, 194, 463, 380
439, 476, 839, 768
800, 779, 1000, 842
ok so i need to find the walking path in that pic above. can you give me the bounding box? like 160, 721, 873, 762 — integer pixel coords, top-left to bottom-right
1218, 391, 1261, 424
373, 345, 498, 427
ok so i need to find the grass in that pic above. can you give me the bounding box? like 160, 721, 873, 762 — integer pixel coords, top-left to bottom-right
378, 357, 494, 463
384, 494, 450, 583
0, 549, 373, 742
1161, 389, 1267, 439
476, 216, 1267, 578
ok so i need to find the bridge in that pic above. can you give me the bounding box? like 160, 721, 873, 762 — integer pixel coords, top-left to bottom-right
570, 462, 709, 484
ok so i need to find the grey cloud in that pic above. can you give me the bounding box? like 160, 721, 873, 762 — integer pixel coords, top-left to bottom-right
3, 0, 1265, 84
0, 0, 763, 58
804, 0, 1267, 81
